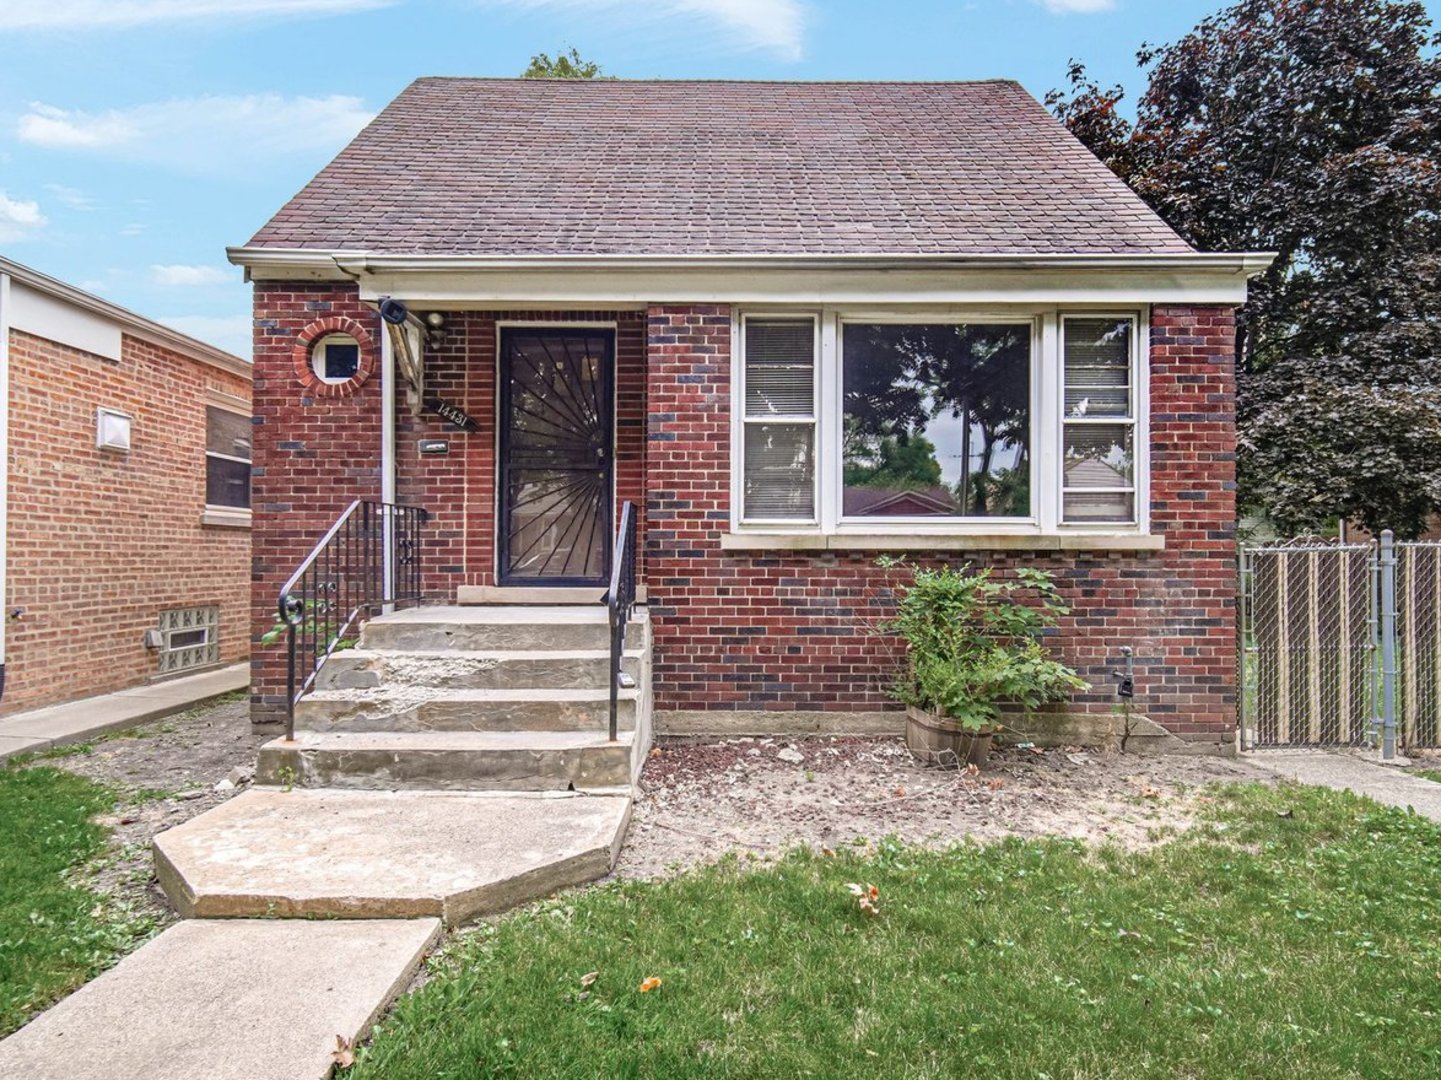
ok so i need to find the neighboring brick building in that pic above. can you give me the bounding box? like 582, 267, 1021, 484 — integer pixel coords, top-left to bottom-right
0, 256, 252, 715
231, 78, 1270, 748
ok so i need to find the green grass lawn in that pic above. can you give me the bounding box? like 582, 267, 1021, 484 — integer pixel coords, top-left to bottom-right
0, 765, 141, 1036
1417, 769, 1441, 784
356, 783, 1441, 1079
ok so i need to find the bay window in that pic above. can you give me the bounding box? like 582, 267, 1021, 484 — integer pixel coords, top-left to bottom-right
734, 309, 1144, 536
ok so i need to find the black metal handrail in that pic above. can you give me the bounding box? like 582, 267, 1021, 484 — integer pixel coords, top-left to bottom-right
277, 500, 428, 739
603, 501, 638, 742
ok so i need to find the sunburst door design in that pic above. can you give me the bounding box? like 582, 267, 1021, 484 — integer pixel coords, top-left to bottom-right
498, 328, 614, 584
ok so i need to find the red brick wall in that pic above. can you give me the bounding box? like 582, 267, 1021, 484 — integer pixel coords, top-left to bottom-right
249, 293, 647, 722
3, 328, 251, 715
250, 283, 382, 724
641, 303, 1239, 742
251, 285, 1238, 742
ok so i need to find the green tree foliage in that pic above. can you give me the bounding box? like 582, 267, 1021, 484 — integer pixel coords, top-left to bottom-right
521, 48, 609, 79
843, 429, 944, 492
1049, 0, 1441, 537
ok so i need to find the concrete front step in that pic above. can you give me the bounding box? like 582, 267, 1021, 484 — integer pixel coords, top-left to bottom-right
153, 787, 632, 923
0, 918, 440, 1080
314, 647, 644, 692
360, 605, 648, 653
294, 686, 639, 733
257, 729, 637, 791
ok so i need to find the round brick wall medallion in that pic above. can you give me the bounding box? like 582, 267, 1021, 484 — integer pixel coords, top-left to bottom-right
292, 316, 377, 396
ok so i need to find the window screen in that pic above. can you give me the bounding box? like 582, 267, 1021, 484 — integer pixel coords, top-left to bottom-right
742, 319, 815, 521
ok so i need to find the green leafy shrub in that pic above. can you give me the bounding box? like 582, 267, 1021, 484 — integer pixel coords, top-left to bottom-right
881, 561, 1088, 731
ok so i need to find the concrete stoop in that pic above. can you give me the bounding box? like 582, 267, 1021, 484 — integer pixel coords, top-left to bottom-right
257, 605, 654, 792
154, 787, 633, 924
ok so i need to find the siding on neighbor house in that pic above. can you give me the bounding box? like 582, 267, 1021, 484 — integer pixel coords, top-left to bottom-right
3, 327, 251, 715
248, 285, 1237, 743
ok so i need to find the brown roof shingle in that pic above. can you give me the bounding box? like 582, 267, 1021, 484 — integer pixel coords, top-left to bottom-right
247, 78, 1191, 257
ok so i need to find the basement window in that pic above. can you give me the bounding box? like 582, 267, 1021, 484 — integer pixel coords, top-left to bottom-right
157, 606, 220, 675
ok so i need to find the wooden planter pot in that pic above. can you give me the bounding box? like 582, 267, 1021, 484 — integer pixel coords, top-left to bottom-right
905, 706, 994, 768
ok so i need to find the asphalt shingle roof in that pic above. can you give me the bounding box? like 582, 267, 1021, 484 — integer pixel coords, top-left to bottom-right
248, 78, 1192, 257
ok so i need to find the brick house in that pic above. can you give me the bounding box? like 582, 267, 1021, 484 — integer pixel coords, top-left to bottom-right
230, 78, 1271, 769
0, 256, 252, 714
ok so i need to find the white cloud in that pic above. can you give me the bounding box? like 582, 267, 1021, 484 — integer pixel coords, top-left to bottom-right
43, 183, 95, 210
1038, 0, 1116, 12
489, 0, 806, 60
17, 95, 374, 173
120, 223, 146, 237
0, 0, 391, 31
0, 191, 46, 243
152, 264, 235, 286
158, 315, 253, 361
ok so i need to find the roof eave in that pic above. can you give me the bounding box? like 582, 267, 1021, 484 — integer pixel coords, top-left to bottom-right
1, 255, 251, 378
228, 246, 1278, 278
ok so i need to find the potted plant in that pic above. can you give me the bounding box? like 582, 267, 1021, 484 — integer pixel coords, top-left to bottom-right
880, 561, 1087, 767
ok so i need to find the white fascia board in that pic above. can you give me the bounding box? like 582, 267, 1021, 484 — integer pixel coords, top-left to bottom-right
0, 255, 251, 378
228, 248, 1275, 306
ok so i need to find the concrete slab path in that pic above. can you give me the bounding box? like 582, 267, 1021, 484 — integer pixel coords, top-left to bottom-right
155, 786, 633, 924
1246, 750, 1441, 822
0, 917, 440, 1080
0, 662, 248, 761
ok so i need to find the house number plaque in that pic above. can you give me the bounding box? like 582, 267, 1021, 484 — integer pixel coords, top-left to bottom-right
424, 397, 478, 432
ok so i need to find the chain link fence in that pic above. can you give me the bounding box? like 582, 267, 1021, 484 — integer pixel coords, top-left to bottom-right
1242, 533, 1441, 751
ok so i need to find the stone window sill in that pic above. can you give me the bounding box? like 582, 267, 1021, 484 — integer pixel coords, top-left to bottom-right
719, 532, 1165, 553
201, 508, 252, 529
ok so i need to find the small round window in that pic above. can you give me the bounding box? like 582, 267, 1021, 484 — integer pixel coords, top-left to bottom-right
311, 334, 361, 385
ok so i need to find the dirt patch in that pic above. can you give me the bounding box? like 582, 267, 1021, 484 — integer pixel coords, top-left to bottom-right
29, 692, 267, 926
617, 736, 1268, 878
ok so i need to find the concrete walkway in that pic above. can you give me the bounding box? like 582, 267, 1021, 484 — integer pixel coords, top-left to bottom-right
0, 918, 440, 1080
0, 662, 248, 761
1246, 749, 1441, 822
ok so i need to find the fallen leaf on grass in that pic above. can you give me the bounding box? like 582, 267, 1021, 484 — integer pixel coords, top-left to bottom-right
331, 1035, 355, 1070
1141, 787, 1161, 800
987, 778, 1005, 791
821, 847, 836, 857
847, 883, 881, 917
580, 970, 600, 989
639, 976, 663, 992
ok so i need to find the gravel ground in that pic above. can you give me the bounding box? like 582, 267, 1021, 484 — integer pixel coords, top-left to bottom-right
616, 735, 1268, 878
31, 692, 266, 926
24, 694, 1272, 915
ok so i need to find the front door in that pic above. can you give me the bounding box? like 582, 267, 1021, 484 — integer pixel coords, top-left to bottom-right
498, 327, 614, 585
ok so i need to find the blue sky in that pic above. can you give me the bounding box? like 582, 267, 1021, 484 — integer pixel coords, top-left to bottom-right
2, 0, 1437, 360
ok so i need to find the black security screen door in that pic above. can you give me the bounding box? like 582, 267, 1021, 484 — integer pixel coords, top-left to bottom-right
498, 328, 614, 585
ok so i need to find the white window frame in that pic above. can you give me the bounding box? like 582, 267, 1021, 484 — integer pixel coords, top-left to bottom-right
728, 305, 1150, 538
734, 312, 821, 526
310, 333, 362, 386
204, 392, 252, 526
1059, 312, 1148, 531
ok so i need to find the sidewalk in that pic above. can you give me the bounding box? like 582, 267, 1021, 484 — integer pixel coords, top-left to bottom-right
1245, 749, 1441, 823
0, 663, 249, 762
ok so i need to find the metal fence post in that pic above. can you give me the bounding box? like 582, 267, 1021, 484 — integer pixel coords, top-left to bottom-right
1380, 529, 1398, 760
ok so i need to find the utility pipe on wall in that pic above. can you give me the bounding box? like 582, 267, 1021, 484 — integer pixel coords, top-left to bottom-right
380, 315, 396, 611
